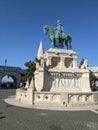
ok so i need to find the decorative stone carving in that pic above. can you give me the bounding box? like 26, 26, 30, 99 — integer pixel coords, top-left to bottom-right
80, 59, 88, 69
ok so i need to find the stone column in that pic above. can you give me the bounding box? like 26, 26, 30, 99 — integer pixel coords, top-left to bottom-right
80, 70, 91, 92
60, 57, 65, 68
47, 56, 51, 66
72, 58, 77, 68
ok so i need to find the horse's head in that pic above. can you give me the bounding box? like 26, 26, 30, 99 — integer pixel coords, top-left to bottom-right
43, 25, 49, 34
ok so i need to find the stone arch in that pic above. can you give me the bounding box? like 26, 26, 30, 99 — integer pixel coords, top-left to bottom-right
0, 66, 23, 88
90, 78, 98, 91
77, 95, 82, 102
64, 58, 73, 68
1, 74, 16, 88
89, 67, 98, 91
51, 57, 60, 67
0, 74, 18, 88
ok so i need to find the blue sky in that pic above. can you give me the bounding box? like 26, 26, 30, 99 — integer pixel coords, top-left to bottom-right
0, 0, 98, 69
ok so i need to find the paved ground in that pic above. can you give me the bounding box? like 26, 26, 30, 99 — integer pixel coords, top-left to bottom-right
0, 89, 98, 130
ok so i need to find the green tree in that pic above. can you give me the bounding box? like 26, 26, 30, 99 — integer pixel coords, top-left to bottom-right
79, 58, 84, 68
20, 60, 36, 83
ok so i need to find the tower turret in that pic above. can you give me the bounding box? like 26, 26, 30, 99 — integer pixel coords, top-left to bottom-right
37, 40, 44, 59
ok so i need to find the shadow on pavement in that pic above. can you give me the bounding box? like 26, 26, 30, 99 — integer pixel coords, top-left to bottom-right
0, 112, 6, 119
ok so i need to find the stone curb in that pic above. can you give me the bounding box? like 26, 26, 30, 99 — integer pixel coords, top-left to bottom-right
4, 96, 98, 112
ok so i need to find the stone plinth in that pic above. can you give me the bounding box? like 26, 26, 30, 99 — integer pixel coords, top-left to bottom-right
34, 48, 91, 93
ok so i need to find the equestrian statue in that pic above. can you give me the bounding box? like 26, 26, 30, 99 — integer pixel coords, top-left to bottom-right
43, 20, 72, 49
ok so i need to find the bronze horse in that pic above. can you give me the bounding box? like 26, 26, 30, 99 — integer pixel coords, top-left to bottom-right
43, 23, 72, 49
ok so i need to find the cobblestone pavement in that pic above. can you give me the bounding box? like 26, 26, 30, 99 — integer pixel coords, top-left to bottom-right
0, 89, 98, 130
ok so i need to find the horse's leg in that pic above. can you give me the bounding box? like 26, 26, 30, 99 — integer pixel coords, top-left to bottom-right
67, 44, 69, 50
68, 41, 72, 49
68, 37, 72, 49
51, 38, 55, 48
65, 40, 69, 49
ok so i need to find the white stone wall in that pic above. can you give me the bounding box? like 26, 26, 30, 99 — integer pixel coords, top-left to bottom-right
33, 91, 98, 106
16, 89, 98, 106
16, 88, 33, 105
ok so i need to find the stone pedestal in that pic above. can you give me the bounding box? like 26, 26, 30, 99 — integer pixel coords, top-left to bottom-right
16, 47, 96, 107
34, 48, 91, 93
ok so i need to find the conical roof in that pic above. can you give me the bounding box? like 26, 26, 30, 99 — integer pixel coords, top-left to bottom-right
37, 40, 44, 59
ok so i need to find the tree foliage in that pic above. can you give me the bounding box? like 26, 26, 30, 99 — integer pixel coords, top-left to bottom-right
20, 60, 36, 83
79, 58, 84, 68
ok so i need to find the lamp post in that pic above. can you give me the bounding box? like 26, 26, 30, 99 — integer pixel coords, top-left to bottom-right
5, 59, 7, 67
